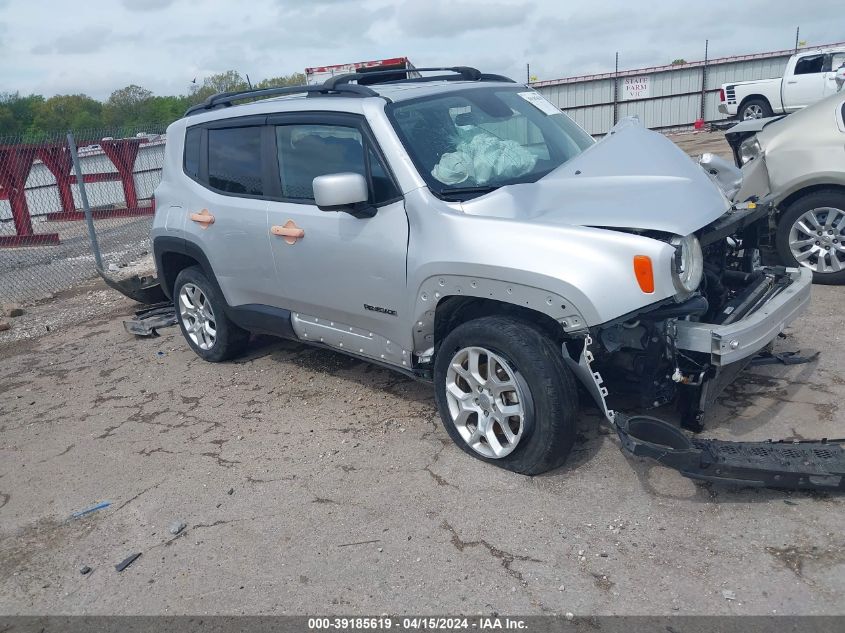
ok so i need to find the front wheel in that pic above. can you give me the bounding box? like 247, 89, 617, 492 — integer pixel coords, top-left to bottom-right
433, 316, 578, 475
776, 191, 845, 285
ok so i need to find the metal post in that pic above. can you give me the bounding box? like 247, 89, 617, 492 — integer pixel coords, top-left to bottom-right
526, 63, 530, 84
613, 52, 619, 125
794, 27, 800, 53
700, 39, 709, 122
66, 131, 104, 272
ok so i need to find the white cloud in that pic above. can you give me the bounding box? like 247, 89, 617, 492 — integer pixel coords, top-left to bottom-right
396, 0, 529, 37
0, 0, 842, 99
121, 0, 176, 11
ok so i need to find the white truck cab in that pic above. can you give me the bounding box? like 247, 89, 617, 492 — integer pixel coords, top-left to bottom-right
720, 46, 845, 120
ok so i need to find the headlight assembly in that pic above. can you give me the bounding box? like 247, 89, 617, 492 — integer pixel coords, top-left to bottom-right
670, 234, 703, 294
738, 137, 762, 165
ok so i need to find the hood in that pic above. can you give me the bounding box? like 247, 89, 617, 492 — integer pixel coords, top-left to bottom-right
460, 119, 731, 236
724, 115, 785, 141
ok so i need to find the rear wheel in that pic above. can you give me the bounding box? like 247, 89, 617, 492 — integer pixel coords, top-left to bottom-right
776, 191, 845, 285
739, 98, 773, 121
433, 316, 578, 475
174, 266, 250, 361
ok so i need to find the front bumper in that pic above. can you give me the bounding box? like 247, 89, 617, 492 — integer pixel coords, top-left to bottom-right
673, 267, 812, 366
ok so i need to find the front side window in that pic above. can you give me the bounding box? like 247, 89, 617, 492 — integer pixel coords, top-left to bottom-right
794, 54, 825, 75
275, 123, 399, 204
387, 87, 594, 199
207, 126, 264, 196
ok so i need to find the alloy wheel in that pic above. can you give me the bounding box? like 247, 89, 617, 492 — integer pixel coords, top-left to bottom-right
444, 346, 528, 459
788, 207, 845, 274
742, 104, 764, 120
179, 283, 217, 350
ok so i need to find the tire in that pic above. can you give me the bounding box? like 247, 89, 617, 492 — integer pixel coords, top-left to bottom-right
739, 97, 773, 121
173, 266, 250, 361
433, 315, 578, 475
775, 190, 845, 285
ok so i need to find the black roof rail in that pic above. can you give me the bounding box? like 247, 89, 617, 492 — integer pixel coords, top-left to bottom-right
184, 83, 379, 117
322, 66, 515, 90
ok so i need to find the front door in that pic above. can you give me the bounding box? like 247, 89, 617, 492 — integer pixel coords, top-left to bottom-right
783, 53, 828, 111
264, 113, 411, 362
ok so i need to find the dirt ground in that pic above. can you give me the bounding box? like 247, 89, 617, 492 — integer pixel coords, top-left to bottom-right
1, 132, 843, 616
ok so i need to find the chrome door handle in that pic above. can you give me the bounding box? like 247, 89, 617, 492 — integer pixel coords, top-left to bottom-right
189, 209, 215, 228
271, 220, 304, 245
787, 80, 798, 84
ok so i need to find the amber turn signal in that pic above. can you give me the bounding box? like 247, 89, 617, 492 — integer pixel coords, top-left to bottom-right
633, 255, 655, 293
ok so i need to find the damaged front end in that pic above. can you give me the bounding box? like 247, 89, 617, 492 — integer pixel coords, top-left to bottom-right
570, 203, 834, 489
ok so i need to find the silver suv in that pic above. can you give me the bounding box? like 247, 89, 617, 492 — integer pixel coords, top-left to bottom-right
153, 67, 813, 477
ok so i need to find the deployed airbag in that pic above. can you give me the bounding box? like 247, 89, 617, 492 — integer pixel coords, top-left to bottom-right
432, 128, 537, 186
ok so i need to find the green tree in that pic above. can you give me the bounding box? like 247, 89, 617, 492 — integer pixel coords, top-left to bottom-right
0, 92, 45, 139
188, 70, 249, 104
31, 94, 103, 137
103, 84, 153, 127
671, 58, 687, 65
145, 95, 192, 124
255, 72, 307, 89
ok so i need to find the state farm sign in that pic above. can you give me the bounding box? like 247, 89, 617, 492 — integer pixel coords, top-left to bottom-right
621, 76, 650, 100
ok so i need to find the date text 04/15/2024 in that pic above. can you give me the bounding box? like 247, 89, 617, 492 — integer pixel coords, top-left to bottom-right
307, 617, 529, 630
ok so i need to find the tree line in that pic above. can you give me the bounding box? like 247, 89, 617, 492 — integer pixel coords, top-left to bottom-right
0, 70, 306, 143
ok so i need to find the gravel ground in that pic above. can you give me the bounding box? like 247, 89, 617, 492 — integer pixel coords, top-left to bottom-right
1, 132, 843, 616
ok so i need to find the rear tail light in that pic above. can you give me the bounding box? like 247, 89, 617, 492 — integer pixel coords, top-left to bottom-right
719, 88, 725, 102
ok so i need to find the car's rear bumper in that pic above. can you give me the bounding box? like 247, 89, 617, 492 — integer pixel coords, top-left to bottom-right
718, 103, 731, 115
673, 267, 812, 366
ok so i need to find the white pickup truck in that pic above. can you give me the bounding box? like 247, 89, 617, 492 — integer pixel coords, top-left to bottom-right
719, 46, 845, 120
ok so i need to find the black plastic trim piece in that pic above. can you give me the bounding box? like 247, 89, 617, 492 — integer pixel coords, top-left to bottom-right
614, 413, 845, 490
226, 304, 296, 339
323, 66, 486, 89
153, 236, 219, 300
184, 84, 379, 117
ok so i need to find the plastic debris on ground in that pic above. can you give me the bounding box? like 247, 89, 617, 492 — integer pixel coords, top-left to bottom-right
70, 501, 111, 519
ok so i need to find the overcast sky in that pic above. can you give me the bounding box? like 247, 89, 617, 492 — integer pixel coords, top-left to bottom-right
0, 0, 841, 100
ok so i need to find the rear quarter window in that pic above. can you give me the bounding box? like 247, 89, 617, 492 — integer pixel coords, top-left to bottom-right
183, 127, 201, 179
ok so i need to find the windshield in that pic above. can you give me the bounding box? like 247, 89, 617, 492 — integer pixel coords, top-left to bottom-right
386, 87, 594, 199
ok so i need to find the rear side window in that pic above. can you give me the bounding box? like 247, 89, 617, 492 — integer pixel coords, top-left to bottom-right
794, 54, 825, 75
183, 127, 201, 179
208, 127, 264, 196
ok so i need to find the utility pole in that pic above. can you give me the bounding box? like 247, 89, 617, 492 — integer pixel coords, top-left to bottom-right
700, 39, 709, 122
526, 63, 530, 84
794, 26, 800, 53
612, 52, 619, 125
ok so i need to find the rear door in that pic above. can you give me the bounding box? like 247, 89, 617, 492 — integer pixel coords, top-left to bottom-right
264, 112, 410, 358
182, 118, 279, 307
782, 53, 828, 110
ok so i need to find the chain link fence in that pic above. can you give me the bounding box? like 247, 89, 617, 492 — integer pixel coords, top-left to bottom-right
0, 124, 167, 305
